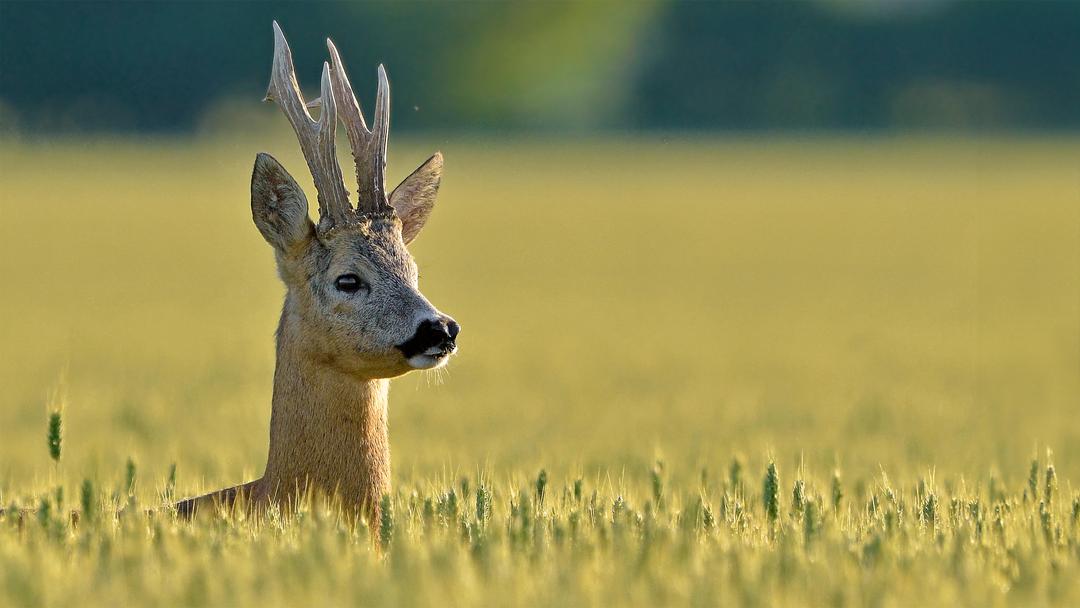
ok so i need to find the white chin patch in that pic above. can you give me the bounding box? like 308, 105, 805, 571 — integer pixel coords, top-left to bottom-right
407, 353, 449, 370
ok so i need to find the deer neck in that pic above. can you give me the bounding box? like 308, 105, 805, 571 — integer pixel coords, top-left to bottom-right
260, 303, 391, 515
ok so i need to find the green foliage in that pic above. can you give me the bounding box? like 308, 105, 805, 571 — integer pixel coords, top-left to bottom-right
4, 3, 1080, 133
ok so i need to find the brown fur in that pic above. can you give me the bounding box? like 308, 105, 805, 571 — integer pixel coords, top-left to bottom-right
176, 31, 453, 522
177, 154, 449, 524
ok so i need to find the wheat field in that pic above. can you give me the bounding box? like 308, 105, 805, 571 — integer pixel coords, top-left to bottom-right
1, 135, 1078, 606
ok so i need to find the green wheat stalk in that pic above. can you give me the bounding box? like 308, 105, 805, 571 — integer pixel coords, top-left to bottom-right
535, 470, 548, 508
792, 478, 806, 515
46, 410, 62, 464
1027, 456, 1040, 503
80, 479, 96, 524
763, 461, 780, 524
1045, 462, 1057, 506
379, 494, 394, 549
831, 470, 844, 513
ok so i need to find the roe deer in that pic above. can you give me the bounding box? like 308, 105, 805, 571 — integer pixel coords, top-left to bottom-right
176, 22, 459, 522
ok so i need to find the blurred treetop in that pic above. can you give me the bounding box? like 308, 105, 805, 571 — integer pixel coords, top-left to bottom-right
1, 1, 1078, 133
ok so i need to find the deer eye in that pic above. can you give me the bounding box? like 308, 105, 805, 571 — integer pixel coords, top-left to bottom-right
334, 274, 368, 294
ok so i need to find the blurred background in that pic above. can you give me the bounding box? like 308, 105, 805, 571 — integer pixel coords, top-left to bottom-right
1, 1, 1079, 494
2, 0, 1080, 134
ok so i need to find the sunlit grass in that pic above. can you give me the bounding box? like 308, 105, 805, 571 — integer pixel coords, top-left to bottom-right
0, 134, 1078, 605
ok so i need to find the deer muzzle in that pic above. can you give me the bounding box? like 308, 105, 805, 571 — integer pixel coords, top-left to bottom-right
397, 316, 459, 369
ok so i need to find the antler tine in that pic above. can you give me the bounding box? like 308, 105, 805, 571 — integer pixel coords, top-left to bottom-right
371, 65, 391, 211
326, 38, 393, 215
266, 22, 353, 227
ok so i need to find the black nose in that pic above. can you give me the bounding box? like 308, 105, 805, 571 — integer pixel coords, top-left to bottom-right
397, 318, 459, 358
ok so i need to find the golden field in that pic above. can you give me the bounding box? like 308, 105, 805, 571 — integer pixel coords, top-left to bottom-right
0, 135, 1078, 606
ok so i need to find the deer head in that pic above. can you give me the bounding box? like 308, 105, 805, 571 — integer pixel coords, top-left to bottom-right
251, 22, 458, 379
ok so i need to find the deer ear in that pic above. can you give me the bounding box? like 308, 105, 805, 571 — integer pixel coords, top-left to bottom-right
251, 153, 315, 252
389, 152, 443, 244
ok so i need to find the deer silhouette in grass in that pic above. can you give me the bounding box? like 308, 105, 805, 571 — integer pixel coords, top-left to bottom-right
176, 23, 459, 522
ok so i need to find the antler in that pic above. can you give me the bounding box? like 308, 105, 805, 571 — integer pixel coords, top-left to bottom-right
326, 38, 394, 215
265, 22, 353, 228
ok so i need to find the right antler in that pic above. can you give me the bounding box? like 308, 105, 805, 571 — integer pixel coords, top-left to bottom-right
326, 39, 394, 216
265, 21, 353, 228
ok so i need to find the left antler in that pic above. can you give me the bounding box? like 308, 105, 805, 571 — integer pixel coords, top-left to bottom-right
264, 21, 353, 228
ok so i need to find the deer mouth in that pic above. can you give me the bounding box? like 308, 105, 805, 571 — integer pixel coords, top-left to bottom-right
406, 345, 456, 370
